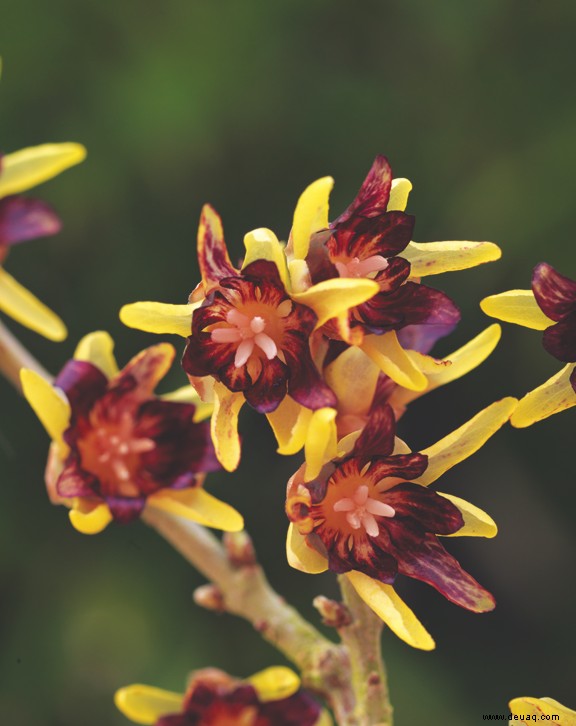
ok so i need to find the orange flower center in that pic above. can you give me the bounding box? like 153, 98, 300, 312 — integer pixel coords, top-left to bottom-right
333, 483, 395, 537
77, 409, 155, 497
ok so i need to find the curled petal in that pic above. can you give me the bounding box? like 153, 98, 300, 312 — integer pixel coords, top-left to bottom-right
345, 571, 435, 650
387, 178, 412, 212
352, 404, 396, 460
511, 363, 576, 428
120, 301, 196, 337
266, 396, 313, 455
243, 228, 289, 288
334, 155, 392, 224
53, 359, 108, 417
0, 267, 67, 340
290, 176, 334, 260
0, 143, 86, 197
247, 667, 301, 702
197, 204, 236, 288
162, 386, 213, 421
508, 697, 576, 724
286, 523, 329, 573
416, 398, 518, 485
146, 488, 244, 532
69, 501, 113, 535
324, 345, 379, 419
532, 261, 576, 320
360, 331, 428, 391
244, 355, 288, 413
0, 195, 61, 245
114, 684, 184, 725
20, 368, 71, 454
304, 408, 338, 481
438, 493, 497, 538
211, 382, 244, 471
291, 278, 379, 328
115, 343, 175, 395
542, 312, 576, 361
73, 330, 119, 379
403, 240, 501, 277
480, 289, 554, 330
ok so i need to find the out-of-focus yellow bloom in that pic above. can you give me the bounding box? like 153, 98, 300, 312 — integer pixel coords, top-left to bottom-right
0, 143, 86, 340
508, 696, 576, 724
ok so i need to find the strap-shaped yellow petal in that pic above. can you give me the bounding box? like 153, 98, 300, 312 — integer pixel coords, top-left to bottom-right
403, 240, 501, 277
292, 278, 379, 329
438, 493, 497, 538
511, 363, 576, 428
286, 523, 328, 573
291, 176, 334, 260
114, 684, 184, 725
162, 386, 213, 421
416, 397, 518, 486
304, 407, 338, 481
20, 368, 70, 453
247, 666, 300, 702
480, 289, 554, 330
360, 331, 428, 391
0, 143, 86, 197
0, 267, 67, 340
242, 228, 289, 288
346, 571, 435, 650
211, 382, 244, 471
266, 396, 312, 455
324, 345, 379, 417
69, 502, 113, 534
147, 488, 244, 532
387, 178, 412, 212
287, 258, 311, 294
73, 331, 118, 378
120, 301, 196, 337
509, 697, 576, 724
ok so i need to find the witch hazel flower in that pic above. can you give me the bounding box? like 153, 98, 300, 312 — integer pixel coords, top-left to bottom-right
285, 155, 502, 392
481, 262, 576, 426
286, 400, 516, 650
115, 666, 329, 726
20, 331, 242, 534
508, 696, 576, 725
0, 143, 86, 340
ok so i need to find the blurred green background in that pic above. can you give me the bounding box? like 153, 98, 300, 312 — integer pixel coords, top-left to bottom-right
1, 1, 576, 724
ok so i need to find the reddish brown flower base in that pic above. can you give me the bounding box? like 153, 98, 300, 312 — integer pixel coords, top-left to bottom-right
156, 670, 321, 726
54, 346, 220, 523
287, 405, 495, 613
532, 262, 576, 390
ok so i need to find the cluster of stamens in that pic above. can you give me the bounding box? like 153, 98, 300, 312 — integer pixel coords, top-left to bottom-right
334, 254, 389, 279
211, 309, 278, 367
333, 484, 395, 537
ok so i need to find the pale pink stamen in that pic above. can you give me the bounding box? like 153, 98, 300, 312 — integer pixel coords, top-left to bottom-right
335, 255, 389, 279
212, 310, 278, 368
333, 484, 395, 537
94, 412, 155, 480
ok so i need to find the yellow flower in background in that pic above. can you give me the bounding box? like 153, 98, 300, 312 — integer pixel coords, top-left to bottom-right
0, 142, 86, 340
508, 696, 576, 724
20, 331, 242, 535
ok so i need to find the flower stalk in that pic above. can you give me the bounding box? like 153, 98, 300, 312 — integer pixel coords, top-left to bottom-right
0, 318, 52, 391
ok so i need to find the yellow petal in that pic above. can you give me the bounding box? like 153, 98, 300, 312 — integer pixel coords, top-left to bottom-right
73, 331, 118, 378
0, 142, 86, 197
114, 685, 184, 725
511, 363, 576, 428
438, 493, 497, 538
69, 502, 113, 534
509, 697, 576, 724
360, 331, 428, 391
20, 368, 70, 455
211, 382, 245, 471
324, 345, 379, 418
480, 289, 554, 330
247, 666, 300, 702
402, 240, 501, 277
346, 571, 435, 651
0, 267, 67, 340
287, 258, 312, 293
416, 398, 518, 486
242, 228, 289, 288
387, 178, 412, 212
266, 396, 312, 455
315, 711, 334, 726
291, 176, 334, 260
162, 386, 213, 421
292, 278, 379, 329
304, 407, 338, 481
147, 488, 244, 532
120, 301, 196, 337
286, 523, 328, 574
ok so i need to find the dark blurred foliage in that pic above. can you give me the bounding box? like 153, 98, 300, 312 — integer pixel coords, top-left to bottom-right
1, 1, 576, 724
